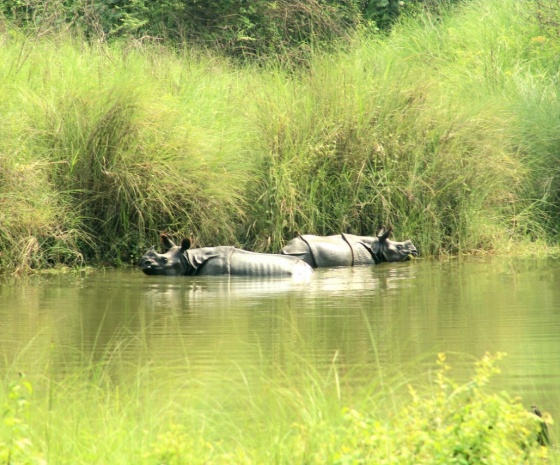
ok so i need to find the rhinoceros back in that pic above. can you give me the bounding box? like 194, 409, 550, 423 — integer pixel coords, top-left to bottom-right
280, 235, 353, 267
188, 246, 313, 277
186, 246, 232, 275
281, 234, 379, 267
228, 249, 312, 277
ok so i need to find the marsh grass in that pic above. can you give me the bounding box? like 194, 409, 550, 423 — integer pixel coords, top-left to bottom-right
0, 334, 554, 465
246, 0, 557, 256
0, 38, 254, 269
0, 156, 85, 272
2, 0, 560, 272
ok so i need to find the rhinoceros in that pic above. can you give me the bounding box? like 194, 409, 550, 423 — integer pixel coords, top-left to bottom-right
140, 234, 314, 278
279, 226, 417, 268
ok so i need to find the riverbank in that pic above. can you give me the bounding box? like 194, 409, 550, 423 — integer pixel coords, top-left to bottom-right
1, 0, 560, 273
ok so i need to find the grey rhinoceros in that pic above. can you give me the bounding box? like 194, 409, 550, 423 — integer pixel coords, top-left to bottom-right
280, 226, 417, 268
140, 234, 313, 278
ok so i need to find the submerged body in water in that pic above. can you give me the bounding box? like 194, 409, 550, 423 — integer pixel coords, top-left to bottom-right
140, 234, 313, 279
280, 226, 417, 268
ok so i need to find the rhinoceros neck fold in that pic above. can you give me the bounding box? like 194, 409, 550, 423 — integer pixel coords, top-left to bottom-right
298, 235, 319, 268
342, 233, 383, 265
368, 241, 383, 264
180, 250, 195, 275
340, 233, 356, 266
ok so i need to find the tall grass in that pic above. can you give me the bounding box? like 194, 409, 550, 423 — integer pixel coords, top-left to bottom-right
246, 0, 558, 255
2, 0, 560, 271
0, 340, 553, 464
0, 37, 253, 269
0, 156, 85, 272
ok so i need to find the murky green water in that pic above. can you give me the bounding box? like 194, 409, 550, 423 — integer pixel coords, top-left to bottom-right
1, 257, 559, 436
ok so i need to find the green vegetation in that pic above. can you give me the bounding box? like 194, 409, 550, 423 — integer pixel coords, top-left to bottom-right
0, 351, 552, 464
2, 0, 560, 272
0, 0, 438, 60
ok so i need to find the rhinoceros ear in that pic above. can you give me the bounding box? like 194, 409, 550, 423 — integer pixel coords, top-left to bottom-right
377, 226, 392, 242
180, 238, 192, 251
161, 234, 177, 250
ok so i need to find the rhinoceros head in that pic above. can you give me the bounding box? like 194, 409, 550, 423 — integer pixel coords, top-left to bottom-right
139, 234, 192, 276
374, 226, 418, 262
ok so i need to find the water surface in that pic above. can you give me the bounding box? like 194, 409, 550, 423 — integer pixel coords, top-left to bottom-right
1, 257, 559, 436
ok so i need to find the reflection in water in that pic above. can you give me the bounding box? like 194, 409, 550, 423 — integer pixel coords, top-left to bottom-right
0, 258, 559, 437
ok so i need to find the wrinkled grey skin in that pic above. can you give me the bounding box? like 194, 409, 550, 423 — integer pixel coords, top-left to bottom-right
280, 226, 418, 268
140, 234, 314, 278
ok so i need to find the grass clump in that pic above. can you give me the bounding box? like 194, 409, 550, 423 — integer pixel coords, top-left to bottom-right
43, 91, 246, 262
0, 156, 84, 272
0, 38, 252, 268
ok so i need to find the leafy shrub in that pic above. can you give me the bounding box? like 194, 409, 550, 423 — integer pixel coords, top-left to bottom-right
0, 0, 464, 61
332, 353, 551, 464
0, 376, 45, 464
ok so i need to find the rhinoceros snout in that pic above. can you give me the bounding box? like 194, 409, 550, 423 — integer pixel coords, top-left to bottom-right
139, 257, 156, 270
